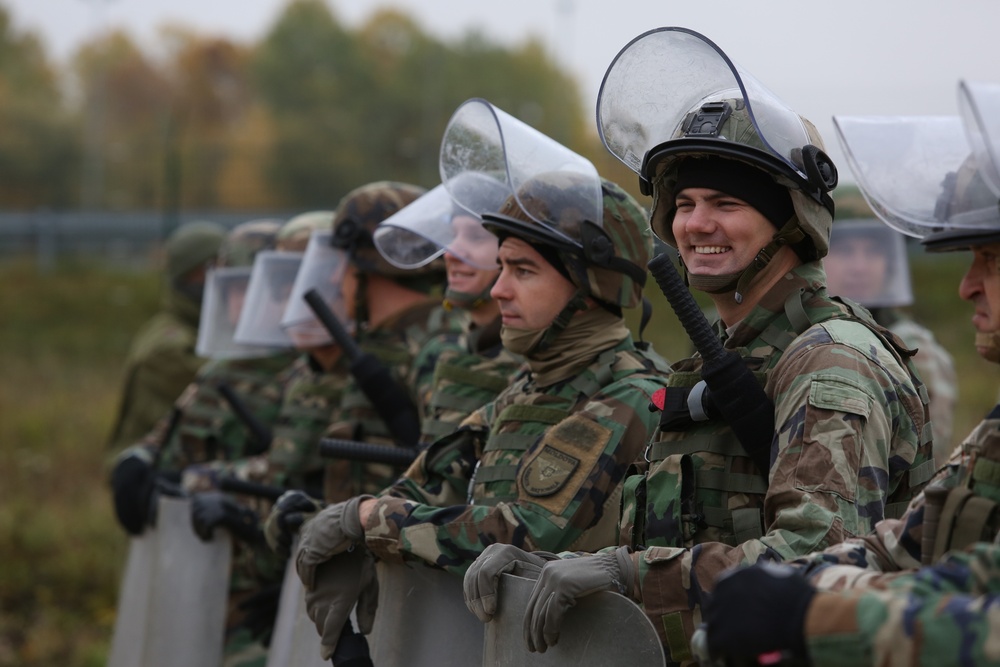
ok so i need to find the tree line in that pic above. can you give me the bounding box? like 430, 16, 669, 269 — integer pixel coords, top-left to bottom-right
0, 0, 609, 213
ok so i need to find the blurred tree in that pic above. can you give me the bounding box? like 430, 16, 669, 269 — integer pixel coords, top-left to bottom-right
0, 6, 80, 208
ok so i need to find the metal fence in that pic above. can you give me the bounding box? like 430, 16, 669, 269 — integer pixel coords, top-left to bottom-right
0, 211, 295, 271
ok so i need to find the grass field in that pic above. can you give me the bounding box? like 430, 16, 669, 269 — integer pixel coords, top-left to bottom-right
1, 250, 996, 666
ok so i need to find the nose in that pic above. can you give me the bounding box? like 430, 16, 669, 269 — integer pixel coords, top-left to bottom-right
959, 257, 983, 302
490, 267, 512, 301
680, 202, 715, 236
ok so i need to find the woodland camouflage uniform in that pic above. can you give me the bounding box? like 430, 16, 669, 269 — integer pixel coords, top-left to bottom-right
362, 178, 672, 572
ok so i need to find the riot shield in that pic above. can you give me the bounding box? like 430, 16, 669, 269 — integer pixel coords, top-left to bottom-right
265, 546, 326, 667
367, 561, 484, 667
483, 573, 666, 666
107, 495, 232, 667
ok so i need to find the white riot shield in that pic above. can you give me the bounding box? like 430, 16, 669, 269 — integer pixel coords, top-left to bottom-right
483, 573, 666, 667
367, 562, 484, 667
265, 548, 326, 667
107, 495, 232, 667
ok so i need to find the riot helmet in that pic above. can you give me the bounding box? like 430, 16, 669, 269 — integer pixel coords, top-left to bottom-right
165, 220, 226, 303
825, 218, 913, 309
197, 219, 283, 359
373, 174, 510, 310
596, 28, 837, 301
234, 211, 332, 349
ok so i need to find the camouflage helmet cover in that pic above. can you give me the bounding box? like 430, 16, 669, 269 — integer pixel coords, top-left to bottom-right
276, 211, 335, 252
330, 181, 438, 277
484, 172, 652, 308
165, 220, 226, 281
217, 218, 283, 268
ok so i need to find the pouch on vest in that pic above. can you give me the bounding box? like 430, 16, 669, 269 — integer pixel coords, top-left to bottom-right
639, 454, 699, 549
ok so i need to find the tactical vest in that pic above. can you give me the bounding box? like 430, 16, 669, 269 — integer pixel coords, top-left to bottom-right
470, 342, 670, 553
921, 406, 1000, 564
419, 345, 523, 442
624, 287, 934, 550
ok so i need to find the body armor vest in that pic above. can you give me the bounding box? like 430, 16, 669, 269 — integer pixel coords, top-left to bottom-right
626, 287, 933, 550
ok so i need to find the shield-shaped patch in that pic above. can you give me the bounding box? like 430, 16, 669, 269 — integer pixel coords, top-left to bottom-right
521, 445, 580, 497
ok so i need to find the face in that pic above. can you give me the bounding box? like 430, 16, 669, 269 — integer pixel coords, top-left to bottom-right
444, 215, 500, 296
959, 243, 1000, 346
672, 187, 775, 276
490, 237, 577, 330
824, 236, 889, 303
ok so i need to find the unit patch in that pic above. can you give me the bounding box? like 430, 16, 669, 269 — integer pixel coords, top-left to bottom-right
521, 445, 580, 497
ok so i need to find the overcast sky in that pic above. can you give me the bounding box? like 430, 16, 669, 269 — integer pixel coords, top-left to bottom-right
5, 0, 999, 183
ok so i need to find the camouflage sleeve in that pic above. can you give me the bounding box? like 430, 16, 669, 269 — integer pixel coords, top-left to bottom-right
407, 332, 466, 423
635, 326, 926, 659
892, 318, 958, 467
363, 376, 664, 575
803, 542, 1000, 667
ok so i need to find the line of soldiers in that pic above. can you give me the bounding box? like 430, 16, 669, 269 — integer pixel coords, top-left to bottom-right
103, 24, 995, 667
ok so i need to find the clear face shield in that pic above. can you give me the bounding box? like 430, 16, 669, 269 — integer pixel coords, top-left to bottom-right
440, 97, 603, 249
959, 80, 1000, 198
279, 231, 351, 348
232, 251, 302, 348
196, 266, 286, 359
833, 115, 998, 239
826, 219, 913, 308
596, 27, 829, 200
372, 178, 505, 271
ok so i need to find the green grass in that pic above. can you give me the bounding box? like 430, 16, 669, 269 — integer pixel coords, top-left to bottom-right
1, 252, 994, 665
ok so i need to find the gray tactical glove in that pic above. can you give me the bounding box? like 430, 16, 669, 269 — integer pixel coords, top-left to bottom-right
303, 547, 379, 660
463, 543, 558, 623
523, 546, 635, 653
295, 494, 372, 589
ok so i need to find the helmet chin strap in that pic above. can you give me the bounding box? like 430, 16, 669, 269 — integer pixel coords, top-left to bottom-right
976, 331, 1000, 364
442, 283, 495, 311
685, 217, 805, 304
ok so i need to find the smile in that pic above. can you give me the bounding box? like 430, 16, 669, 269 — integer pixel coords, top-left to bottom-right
693, 246, 730, 254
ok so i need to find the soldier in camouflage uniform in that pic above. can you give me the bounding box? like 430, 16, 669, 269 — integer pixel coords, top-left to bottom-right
701, 95, 1000, 667
826, 218, 958, 466
373, 176, 525, 446
108, 211, 347, 667
291, 104, 670, 660
463, 29, 933, 663
273, 181, 467, 505
107, 220, 226, 451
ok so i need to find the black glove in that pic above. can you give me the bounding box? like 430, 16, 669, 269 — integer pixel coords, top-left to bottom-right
110, 453, 156, 535
238, 583, 283, 646
190, 491, 263, 543
330, 619, 373, 667
264, 490, 323, 557
704, 562, 815, 665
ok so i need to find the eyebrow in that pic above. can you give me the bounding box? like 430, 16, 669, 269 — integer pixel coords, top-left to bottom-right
498, 255, 541, 269
676, 191, 743, 204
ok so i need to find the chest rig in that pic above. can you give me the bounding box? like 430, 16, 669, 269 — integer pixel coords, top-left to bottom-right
624, 288, 929, 550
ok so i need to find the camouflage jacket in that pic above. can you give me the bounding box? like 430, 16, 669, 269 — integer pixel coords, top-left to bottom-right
107, 292, 207, 451
363, 333, 671, 574
786, 404, 1000, 666
620, 263, 934, 664
321, 300, 467, 501
413, 315, 524, 446
874, 308, 958, 468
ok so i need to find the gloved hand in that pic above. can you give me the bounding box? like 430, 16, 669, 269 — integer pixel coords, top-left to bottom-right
237, 583, 283, 646
463, 543, 558, 623
523, 546, 635, 653
704, 561, 815, 664
264, 490, 323, 557
190, 491, 262, 543
302, 546, 379, 660
296, 495, 372, 590
110, 452, 156, 535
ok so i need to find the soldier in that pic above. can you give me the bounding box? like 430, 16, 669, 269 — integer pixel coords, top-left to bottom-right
826, 218, 958, 466
701, 85, 1000, 667
287, 99, 671, 662
463, 28, 933, 664
108, 215, 332, 667
373, 176, 524, 446
106, 220, 226, 451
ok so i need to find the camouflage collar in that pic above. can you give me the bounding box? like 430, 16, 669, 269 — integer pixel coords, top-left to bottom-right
722, 262, 825, 349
